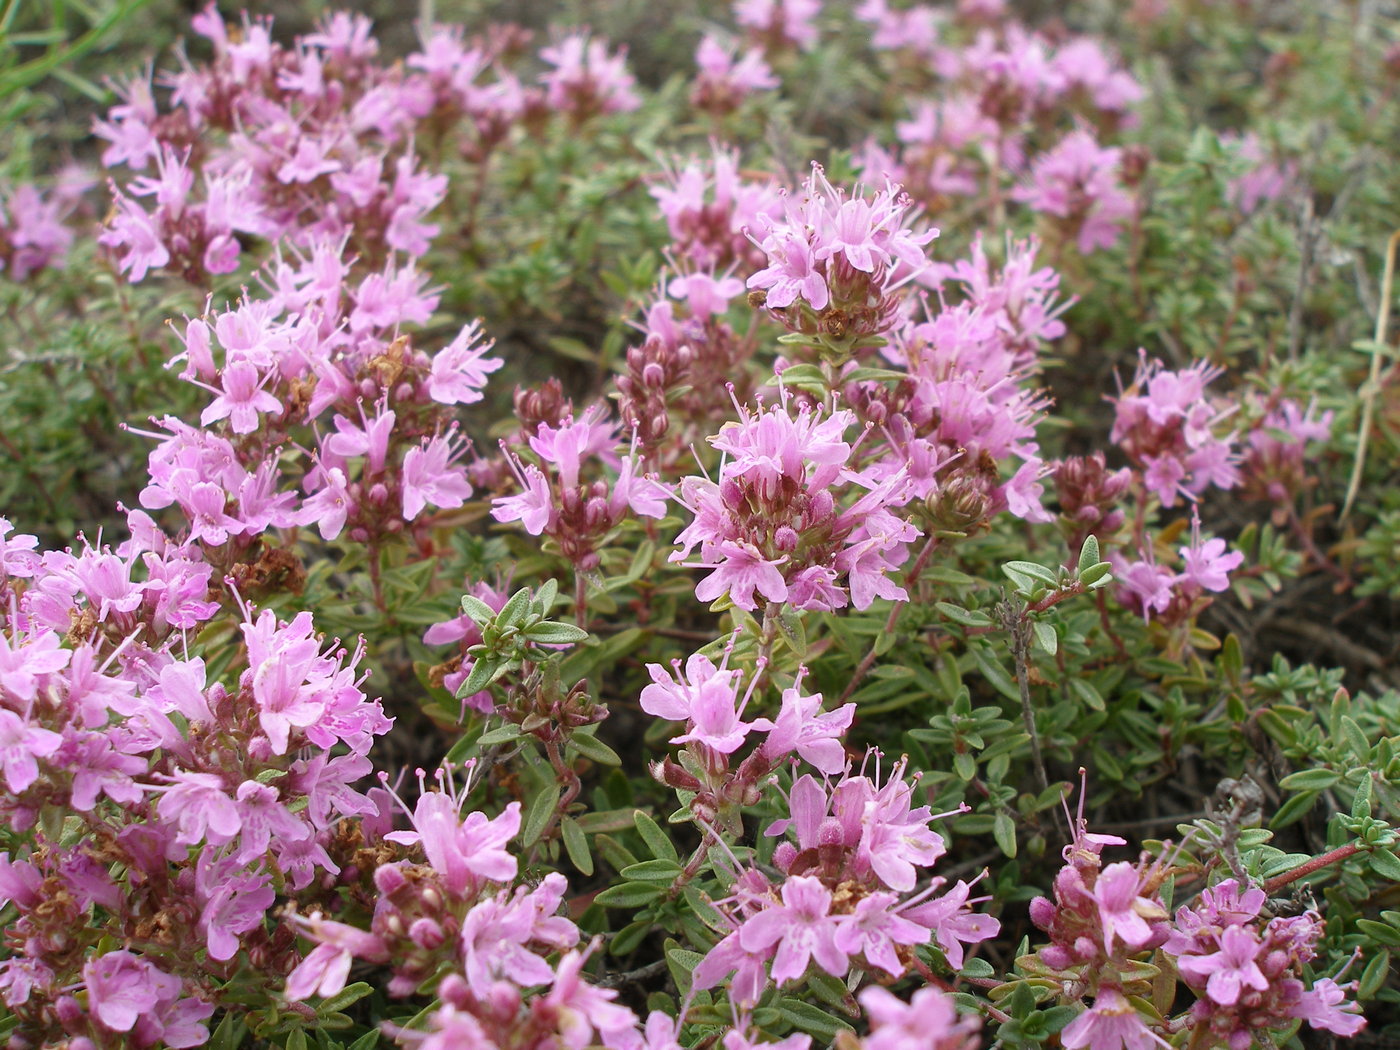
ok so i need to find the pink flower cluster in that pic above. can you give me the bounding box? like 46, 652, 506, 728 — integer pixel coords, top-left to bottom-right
492, 405, 669, 572
133, 248, 498, 553
1115, 513, 1243, 623
0, 512, 390, 1047
1028, 802, 1365, 1049
651, 147, 781, 272
853, 12, 1142, 223
692, 34, 780, 115
1169, 879, 1365, 1046
1111, 355, 1240, 507
691, 757, 997, 1005
96, 8, 642, 283
0, 180, 81, 280
1013, 130, 1135, 254
747, 163, 937, 348
854, 236, 1061, 526
671, 393, 919, 611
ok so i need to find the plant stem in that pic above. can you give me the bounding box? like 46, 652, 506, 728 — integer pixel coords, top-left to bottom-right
838, 535, 939, 705
1009, 612, 1050, 797
1263, 841, 1364, 893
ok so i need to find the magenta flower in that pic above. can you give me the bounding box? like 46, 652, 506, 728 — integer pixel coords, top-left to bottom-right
1093, 861, 1159, 953
286, 913, 391, 1001
403, 432, 473, 521
692, 927, 773, 1007
1288, 977, 1366, 1037
234, 780, 311, 863
640, 653, 773, 754
196, 854, 275, 961
860, 985, 982, 1050
739, 874, 848, 984
84, 950, 182, 1033
384, 792, 521, 897
153, 770, 242, 848
429, 320, 503, 405
1061, 987, 1167, 1050
537, 948, 640, 1049
833, 891, 930, 976
0, 710, 61, 793
199, 360, 282, 434
1177, 924, 1269, 1006
693, 539, 789, 609
760, 680, 854, 774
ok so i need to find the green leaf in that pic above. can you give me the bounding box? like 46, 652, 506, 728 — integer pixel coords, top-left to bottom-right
1077, 536, 1100, 575
777, 999, 855, 1042
560, 816, 593, 877
208, 1012, 248, 1050
1278, 769, 1341, 791
1356, 918, 1400, 948
568, 729, 622, 766
316, 983, 373, 1016
460, 594, 497, 624
1031, 621, 1057, 656
1069, 678, 1105, 712
994, 811, 1019, 858
1004, 560, 1060, 586
619, 858, 682, 882
1359, 948, 1391, 999
666, 944, 704, 996
534, 577, 560, 615
610, 919, 653, 956
936, 601, 994, 628
477, 723, 525, 747
1368, 848, 1400, 881
1079, 562, 1113, 588
524, 621, 590, 644
633, 809, 680, 864
595, 881, 665, 907
498, 586, 532, 627
457, 656, 503, 698
522, 779, 561, 847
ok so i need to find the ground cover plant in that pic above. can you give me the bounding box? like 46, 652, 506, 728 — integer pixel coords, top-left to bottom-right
2, 0, 1400, 1047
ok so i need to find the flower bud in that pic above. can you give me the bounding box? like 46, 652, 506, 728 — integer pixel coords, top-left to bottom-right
408, 917, 445, 950
374, 863, 408, 896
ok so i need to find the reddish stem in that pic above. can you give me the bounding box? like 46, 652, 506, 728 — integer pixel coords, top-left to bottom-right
1263, 841, 1364, 893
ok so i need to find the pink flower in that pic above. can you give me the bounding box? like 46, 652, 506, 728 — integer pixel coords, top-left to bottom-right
693, 540, 790, 610
537, 948, 639, 1049
1093, 862, 1159, 952
539, 33, 640, 117
761, 679, 854, 774
692, 927, 773, 1007
384, 791, 520, 897
739, 875, 848, 984
833, 891, 930, 975
493, 460, 555, 535
298, 464, 353, 541
640, 653, 773, 754
429, 320, 503, 405
0, 710, 61, 793
860, 985, 982, 1050
1061, 987, 1167, 1050
286, 913, 391, 1001
234, 780, 311, 863
1177, 924, 1269, 1006
84, 950, 181, 1032
402, 432, 473, 521
153, 770, 242, 847
1288, 977, 1366, 1037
